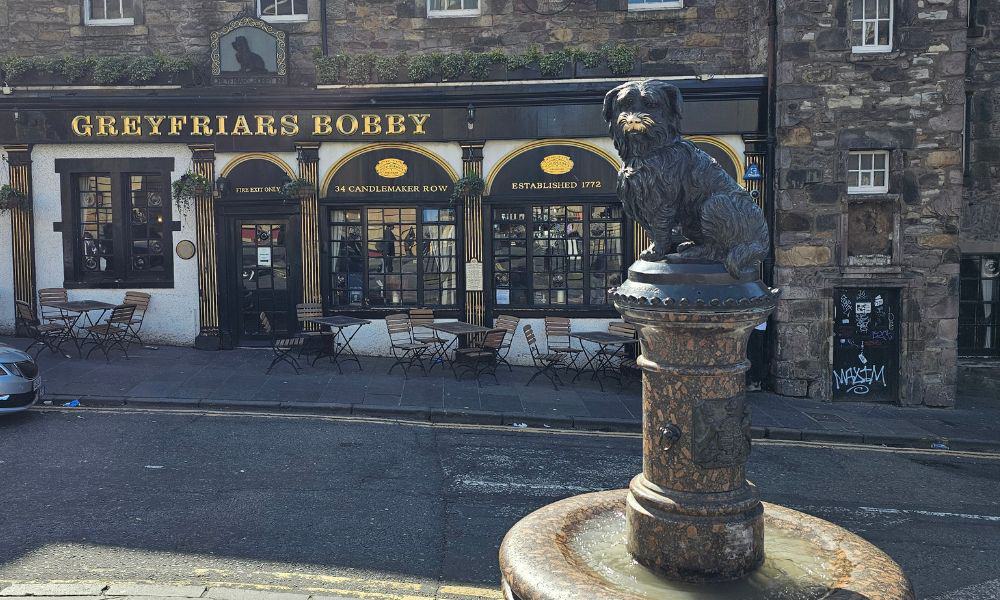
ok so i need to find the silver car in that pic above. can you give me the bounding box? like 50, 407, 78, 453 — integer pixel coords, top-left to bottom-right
0, 344, 40, 413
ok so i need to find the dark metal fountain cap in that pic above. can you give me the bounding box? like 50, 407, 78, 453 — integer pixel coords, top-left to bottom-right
610, 260, 780, 312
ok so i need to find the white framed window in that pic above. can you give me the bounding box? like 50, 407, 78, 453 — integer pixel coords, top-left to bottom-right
427, 0, 480, 18
84, 0, 135, 26
852, 0, 893, 53
628, 0, 683, 10
848, 151, 890, 194
258, 0, 308, 22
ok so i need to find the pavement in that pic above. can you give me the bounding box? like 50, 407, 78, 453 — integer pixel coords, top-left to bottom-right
4, 336, 1000, 452
1, 409, 999, 600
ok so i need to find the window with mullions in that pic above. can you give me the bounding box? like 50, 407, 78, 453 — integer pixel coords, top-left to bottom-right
76, 173, 169, 281
85, 0, 135, 25
427, 0, 480, 17
258, 0, 308, 20
328, 207, 458, 308
852, 0, 893, 53
492, 204, 624, 308
959, 254, 1000, 357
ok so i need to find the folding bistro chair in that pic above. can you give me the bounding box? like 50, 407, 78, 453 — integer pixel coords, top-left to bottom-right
261, 312, 304, 375
84, 304, 136, 361
408, 308, 447, 366
15, 300, 70, 358
599, 321, 639, 388
295, 302, 335, 361
122, 291, 151, 349
493, 314, 520, 372
453, 328, 507, 383
386, 313, 431, 378
38, 288, 74, 326
544, 316, 583, 371
523, 324, 567, 390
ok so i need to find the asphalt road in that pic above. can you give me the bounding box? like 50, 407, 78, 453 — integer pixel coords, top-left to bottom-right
1, 408, 998, 599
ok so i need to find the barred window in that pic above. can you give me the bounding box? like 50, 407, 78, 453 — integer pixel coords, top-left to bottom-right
259, 0, 308, 21
959, 255, 1000, 357
492, 203, 625, 307
85, 0, 134, 25
852, 0, 893, 53
427, 0, 480, 17
328, 206, 458, 308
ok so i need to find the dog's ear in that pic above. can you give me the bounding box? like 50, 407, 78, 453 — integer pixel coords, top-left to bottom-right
603, 83, 629, 124
650, 81, 683, 134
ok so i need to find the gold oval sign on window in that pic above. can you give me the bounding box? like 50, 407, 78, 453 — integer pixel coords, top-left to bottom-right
375, 158, 408, 179
540, 154, 574, 175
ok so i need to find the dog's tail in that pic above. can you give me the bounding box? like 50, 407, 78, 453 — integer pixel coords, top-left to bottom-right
725, 238, 768, 279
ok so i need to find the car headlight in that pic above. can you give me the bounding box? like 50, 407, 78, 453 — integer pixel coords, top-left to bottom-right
0, 362, 20, 377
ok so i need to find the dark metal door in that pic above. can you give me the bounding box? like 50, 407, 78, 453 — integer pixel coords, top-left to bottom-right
234, 219, 297, 342
832, 287, 901, 402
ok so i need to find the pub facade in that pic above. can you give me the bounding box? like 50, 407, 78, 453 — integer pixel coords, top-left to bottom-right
2, 0, 991, 405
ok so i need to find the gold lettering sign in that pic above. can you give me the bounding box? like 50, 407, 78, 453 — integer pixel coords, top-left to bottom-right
375, 158, 408, 179
540, 154, 574, 175
69, 113, 432, 138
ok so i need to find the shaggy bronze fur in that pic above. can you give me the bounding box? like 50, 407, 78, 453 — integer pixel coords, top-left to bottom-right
604, 80, 769, 278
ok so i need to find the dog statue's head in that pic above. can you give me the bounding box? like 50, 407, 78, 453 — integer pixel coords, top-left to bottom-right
603, 80, 683, 159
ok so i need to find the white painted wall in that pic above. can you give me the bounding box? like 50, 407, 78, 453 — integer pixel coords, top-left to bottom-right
0, 159, 13, 334
31, 144, 200, 345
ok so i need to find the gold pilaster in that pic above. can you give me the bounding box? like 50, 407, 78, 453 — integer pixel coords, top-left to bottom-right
461, 142, 485, 326
296, 143, 322, 328
4, 145, 36, 320
190, 144, 220, 348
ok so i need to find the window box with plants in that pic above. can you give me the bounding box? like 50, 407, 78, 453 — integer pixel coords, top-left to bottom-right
0, 54, 199, 87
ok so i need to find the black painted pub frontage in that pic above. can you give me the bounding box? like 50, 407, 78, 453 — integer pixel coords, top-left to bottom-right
0, 77, 770, 374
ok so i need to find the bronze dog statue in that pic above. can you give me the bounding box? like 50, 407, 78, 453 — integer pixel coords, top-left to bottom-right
604, 80, 769, 278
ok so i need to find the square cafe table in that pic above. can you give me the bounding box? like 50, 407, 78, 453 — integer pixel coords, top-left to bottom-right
571, 331, 640, 391
40, 300, 118, 357
425, 321, 492, 372
304, 316, 372, 374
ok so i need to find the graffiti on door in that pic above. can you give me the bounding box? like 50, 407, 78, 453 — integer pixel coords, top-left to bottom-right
833, 288, 900, 401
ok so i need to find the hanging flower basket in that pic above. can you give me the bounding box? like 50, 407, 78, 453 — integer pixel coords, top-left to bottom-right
0, 184, 29, 212
450, 174, 485, 204
171, 171, 212, 218
281, 177, 315, 200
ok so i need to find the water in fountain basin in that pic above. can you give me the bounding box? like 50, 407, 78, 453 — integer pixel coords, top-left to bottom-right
570, 509, 835, 600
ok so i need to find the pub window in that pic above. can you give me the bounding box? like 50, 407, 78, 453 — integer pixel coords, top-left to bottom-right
628, 0, 683, 10
258, 0, 308, 21
492, 204, 625, 308
57, 158, 175, 288
847, 150, 889, 194
427, 0, 480, 17
959, 254, 1000, 358
851, 0, 893, 53
84, 0, 135, 25
329, 207, 458, 308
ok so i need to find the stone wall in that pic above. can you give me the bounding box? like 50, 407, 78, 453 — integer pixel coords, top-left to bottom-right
773, 0, 967, 406
963, 0, 1000, 253
326, 0, 768, 76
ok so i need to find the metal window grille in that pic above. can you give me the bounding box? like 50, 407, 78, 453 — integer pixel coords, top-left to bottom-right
959, 254, 1000, 357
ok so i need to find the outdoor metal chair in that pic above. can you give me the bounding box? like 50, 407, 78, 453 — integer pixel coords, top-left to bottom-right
37, 288, 74, 326
386, 313, 431, 378
524, 324, 567, 390
261, 311, 304, 375
453, 328, 507, 382
15, 300, 70, 359
493, 314, 520, 372
409, 307, 447, 365
84, 304, 136, 361
599, 321, 640, 388
295, 302, 335, 359
122, 291, 151, 349
544, 316, 582, 370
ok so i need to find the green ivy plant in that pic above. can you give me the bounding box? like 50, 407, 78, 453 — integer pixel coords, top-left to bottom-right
505, 46, 542, 72
0, 184, 28, 213
439, 53, 467, 80
280, 177, 315, 200
171, 172, 212, 217
538, 50, 570, 77
407, 53, 438, 82
450, 174, 485, 204
373, 54, 404, 82
465, 51, 494, 81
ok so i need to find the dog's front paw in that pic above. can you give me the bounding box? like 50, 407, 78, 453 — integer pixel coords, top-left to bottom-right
639, 243, 667, 261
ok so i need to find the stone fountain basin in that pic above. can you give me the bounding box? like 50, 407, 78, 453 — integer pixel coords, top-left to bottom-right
500, 490, 914, 600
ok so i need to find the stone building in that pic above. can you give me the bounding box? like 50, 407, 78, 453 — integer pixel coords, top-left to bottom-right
0, 0, 993, 407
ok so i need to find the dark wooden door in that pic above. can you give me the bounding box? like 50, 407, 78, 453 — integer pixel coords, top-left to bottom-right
228, 218, 300, 344
832, 287, 901, 402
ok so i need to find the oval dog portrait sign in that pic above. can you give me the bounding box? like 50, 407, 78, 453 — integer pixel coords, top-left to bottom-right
540, 154, 574, 175
375, 158, 408, 179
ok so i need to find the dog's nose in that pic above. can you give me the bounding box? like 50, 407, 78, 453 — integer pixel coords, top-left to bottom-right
619, 113, 647, 133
